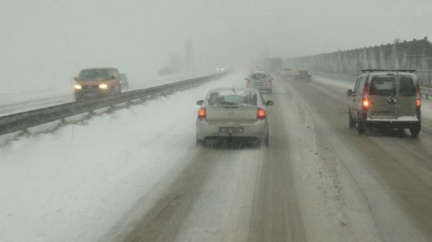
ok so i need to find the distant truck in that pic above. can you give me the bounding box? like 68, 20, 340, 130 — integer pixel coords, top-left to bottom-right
263, 58, 282, 73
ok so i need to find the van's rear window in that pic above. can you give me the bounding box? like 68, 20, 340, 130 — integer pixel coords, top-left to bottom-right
369, 77, 395, 96
399, 77, 415, 96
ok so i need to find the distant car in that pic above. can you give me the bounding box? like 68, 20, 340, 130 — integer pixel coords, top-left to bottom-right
74, 68, 122, 100
216, 67, 225, 72
196, 88, 274, 146
293, 69, 312, 81
347, 69, 421, 136
257, 68, 269, 74
119, 73, 129, 89
245, 71, 273, 93
279, 68, 293, 78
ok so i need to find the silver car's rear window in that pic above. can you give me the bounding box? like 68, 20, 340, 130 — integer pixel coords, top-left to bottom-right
250, 73, 268, 79
369, 77, 395, 96
208, 91, 257, 106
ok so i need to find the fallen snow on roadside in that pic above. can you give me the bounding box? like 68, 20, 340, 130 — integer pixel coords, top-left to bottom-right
0, 73, 243, 242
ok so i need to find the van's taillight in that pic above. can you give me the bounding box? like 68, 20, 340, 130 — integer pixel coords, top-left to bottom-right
198, 108, 206, 119
416, 85, 421, 107
362, 98, 369, 108
257, 108, 266, 119
362, 84, 370, 109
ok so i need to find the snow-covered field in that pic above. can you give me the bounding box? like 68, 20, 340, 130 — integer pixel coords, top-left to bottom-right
0, 72, 243, 242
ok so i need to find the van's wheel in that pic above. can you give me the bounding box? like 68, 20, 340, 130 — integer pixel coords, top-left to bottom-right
357, 121, 366, 134
348, 113, 355, 128
397, 128, 405, 136
196, 139, 206, 147
410, 124, 421, 137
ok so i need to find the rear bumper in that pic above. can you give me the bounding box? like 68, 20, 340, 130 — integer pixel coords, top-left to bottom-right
294, 75, 311, 80
196, 119, 268, 140
365, 117, 420, 129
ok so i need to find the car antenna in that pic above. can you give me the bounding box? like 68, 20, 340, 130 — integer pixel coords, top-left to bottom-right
232, 82, 236, 94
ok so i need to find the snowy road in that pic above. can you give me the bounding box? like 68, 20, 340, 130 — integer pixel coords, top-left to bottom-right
1, 73, 432, 242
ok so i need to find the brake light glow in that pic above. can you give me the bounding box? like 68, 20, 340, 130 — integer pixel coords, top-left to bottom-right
416, 85, 421, 107
362, 84, 369, 109
362, 98, 369, 108
257, 108, 266, 119
198, 108, 206, 119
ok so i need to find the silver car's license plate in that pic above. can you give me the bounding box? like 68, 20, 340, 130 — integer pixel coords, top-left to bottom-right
219, 127, 243, 134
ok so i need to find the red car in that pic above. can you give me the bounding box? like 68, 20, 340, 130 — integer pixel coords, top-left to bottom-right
74, 68, 123, 100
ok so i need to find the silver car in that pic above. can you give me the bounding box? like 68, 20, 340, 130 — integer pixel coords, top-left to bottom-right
196, 88, 274, 146
245, 71, 273, 93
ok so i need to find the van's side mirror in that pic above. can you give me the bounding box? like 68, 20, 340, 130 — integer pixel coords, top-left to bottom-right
265, 100, 274, 106
347, 89, 353, 96
245, 78, 249, 81
196, 100, 204, 105
74, 77, 78, 81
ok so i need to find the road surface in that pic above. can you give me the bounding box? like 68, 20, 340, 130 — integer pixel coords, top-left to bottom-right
104, 76, 432, 242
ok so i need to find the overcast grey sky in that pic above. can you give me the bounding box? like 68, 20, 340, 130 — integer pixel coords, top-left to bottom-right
1, 0, 432, 88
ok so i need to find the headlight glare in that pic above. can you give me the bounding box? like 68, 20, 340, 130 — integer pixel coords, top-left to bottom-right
74, 84, 82, 90
99, 84, 108, 89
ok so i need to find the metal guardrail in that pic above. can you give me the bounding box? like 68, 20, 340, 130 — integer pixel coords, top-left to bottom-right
0, 71, 230, 136
313, 71, 432, 100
